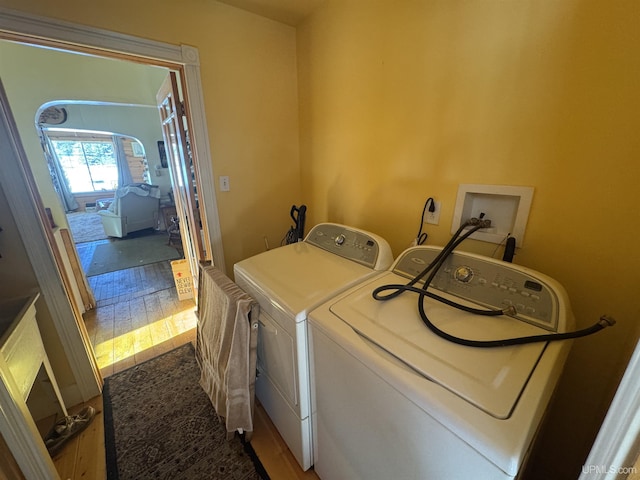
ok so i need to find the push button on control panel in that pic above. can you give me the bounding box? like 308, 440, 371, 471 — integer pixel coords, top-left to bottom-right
454, 266, 473, 283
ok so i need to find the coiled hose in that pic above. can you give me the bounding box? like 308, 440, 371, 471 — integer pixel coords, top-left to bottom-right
373, 221, 615, 347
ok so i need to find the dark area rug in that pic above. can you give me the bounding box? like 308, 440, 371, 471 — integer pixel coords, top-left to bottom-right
103, 344, 269, 480
87, 231, 180, 276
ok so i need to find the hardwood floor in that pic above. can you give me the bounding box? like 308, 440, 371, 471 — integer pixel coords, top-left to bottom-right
49, 241, 319, 480
82, 266, 197, 378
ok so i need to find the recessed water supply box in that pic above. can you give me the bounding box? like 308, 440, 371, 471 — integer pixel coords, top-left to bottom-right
451, 184, 534, 245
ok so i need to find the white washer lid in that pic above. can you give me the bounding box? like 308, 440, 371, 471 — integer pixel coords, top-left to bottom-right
329, 272, 550, 419
234, 242, 376, 320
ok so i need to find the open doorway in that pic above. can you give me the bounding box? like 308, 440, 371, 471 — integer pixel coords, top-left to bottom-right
37, 102, 183, 289
0, 11, 226, 477
0, 38, 209, 376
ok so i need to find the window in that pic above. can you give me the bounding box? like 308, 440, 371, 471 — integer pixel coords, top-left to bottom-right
51, 139, 118, 192
46, 130, 150, 193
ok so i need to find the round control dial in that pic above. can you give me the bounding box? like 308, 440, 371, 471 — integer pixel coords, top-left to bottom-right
454, 266, 474, 283
335, 234, 346, 246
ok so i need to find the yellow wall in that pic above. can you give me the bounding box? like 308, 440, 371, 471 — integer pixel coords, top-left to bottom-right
2, 0, 638, 477
0, 0, 301, 270
298, 1, 639, 478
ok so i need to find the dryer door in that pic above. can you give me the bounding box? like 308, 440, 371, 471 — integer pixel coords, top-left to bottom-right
256, 309, 298, 406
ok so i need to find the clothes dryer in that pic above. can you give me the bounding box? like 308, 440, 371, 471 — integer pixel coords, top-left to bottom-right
309, 245, 575, 480
234, 223, 393, 470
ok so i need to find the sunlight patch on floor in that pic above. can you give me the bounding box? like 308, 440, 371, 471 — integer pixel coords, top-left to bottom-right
94, 305, 197, 369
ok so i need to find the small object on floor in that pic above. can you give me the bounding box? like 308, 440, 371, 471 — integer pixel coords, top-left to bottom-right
45, 405, 97, 456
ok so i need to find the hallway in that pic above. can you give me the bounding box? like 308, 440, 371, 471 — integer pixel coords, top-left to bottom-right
80, 255, 196, 378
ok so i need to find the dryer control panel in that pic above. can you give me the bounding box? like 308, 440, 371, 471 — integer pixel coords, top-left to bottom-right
305, 223, 393, 271
394, 246, 562, 332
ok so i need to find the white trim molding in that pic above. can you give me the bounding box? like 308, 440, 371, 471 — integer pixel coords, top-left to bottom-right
0, 81, 73, 480
0, 6, 226, 274
180, 45, 226, 273
0, 7, 224, 394
579, 338, 640, 480
0, 8, 226, 478
0, 6, 183, 63
0, 361, 59, 479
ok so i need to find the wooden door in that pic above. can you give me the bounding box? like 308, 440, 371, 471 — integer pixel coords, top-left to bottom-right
156, 72, 205, 291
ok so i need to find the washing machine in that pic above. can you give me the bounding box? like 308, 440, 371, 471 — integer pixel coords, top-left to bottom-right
308, 245, 574, 480
233, 223, 393, 471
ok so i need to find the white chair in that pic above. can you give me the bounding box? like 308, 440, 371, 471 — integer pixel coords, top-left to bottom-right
97, 184, 160, 238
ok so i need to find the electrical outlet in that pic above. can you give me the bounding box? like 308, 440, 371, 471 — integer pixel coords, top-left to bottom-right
425, 201, 441, 225
219, 176, 230, 192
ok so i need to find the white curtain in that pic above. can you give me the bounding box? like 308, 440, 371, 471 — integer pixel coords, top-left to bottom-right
114, 136, 133, 187
43, 135, 79, 212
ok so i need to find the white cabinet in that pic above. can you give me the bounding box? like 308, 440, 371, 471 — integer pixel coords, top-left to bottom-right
0, 293, 67, 479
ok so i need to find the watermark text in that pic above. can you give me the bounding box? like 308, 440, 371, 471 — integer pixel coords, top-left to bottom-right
581, 464, 638, 475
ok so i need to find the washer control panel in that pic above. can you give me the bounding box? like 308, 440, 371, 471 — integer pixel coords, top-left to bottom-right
393, 246, 560, 331
306, 223, 393, 270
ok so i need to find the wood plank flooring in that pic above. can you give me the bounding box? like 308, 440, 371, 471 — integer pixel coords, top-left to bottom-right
50, 240, 319, 480
83, 268, 197, 378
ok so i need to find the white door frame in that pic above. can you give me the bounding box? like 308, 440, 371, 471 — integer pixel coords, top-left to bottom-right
0, 6, 225, 275
579, 337, 640, 480
0, 7, 225, 477
0, 80, 63, 480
